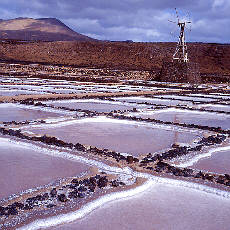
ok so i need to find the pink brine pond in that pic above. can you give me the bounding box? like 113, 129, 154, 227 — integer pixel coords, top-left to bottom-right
0, 137, 90, 199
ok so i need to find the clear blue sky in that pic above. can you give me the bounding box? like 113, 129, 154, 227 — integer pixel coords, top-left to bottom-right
0, 0, 229, 43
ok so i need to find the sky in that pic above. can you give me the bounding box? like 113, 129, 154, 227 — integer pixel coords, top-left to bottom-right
0, 0, 229, 43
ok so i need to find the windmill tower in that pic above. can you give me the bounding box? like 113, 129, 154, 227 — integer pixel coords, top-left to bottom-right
157, 9, 201, 84
169, 8, 191, 63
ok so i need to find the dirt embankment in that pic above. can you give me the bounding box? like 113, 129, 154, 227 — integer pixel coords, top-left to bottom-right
0, 41, 229, 82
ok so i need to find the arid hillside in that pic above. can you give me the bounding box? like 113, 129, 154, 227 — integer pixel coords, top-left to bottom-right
0, 41, 229, 82
0, 18, 94, 41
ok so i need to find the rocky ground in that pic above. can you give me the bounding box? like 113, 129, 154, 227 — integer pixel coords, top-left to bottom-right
0, 41, 229, 82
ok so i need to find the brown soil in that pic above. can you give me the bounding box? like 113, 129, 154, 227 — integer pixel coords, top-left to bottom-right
0, 41, 229, 82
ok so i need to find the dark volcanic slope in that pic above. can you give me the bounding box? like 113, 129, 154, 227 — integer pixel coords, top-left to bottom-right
0, 41, 230, 81
0, 18, 94, 41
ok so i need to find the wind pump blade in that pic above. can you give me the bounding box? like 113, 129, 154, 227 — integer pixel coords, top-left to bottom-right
169, 8, 191, 63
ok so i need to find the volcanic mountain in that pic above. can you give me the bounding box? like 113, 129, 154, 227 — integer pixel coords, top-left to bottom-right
0, 17, 94, 41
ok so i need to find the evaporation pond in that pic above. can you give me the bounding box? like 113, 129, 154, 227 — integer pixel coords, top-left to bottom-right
0, 89, 44, 96
0, 138, 90, 199
113, 96, 193, 106
192, 148, 230, 174
155, 95, 219, 102
52, 182, 230, 230
199, 104, 230, 113
133, 108, 230, 130
0, 103, 63, 122
45, 99, 145, 112
26, 117, 199, 156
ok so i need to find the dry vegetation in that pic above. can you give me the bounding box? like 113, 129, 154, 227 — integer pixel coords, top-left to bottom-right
0, 41, 229, 82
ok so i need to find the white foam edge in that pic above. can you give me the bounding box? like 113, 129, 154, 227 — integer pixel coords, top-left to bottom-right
18, 179, 155, 230
2, 136, 230, 199
177, 145, 230, 168
18, 172, 230, 230
20, 115, 203, 136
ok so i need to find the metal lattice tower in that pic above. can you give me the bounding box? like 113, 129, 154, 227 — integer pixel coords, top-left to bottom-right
170, 9, 191, 63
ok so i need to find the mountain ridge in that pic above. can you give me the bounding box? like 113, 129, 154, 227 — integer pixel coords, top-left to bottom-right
0, 17, 94, 41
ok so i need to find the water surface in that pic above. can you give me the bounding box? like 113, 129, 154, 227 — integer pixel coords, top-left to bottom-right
52, 182, 230, 230
45, 100, 144, 112
133, 108, 230, 130
0, 138, 89, 199
0, 103, 62, 122
27, 118, 199, 156
192, 149, 230, 174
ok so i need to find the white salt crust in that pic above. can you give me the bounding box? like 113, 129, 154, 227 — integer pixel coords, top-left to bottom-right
1, 137, 227, 230
178, 145, 230, 168
18, 174, 230, 230
20, 116, 205, 137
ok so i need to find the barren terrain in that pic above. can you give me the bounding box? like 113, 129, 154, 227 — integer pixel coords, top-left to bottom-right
0, 41, 229, 83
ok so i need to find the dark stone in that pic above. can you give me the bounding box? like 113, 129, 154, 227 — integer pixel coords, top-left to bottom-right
126, 156, 134, 164
225, 181, 230, 186
111, 180, 120, 187
23, 204, 33, 210
7, 207, 18, 216
58, 194, 68, 202
68, 191, 78, 199
0, 206, 6, 216
224, 174, 230, 180
194, 171, 204, 179
133, 157, 139, 163
83, 178, 90, 186
172, 168, 183, 176
10, 202, 24, 210
50, 188, 57, 197
172, 143, 180, 148
46, 204, 56, 208
97, 176, 108, 188
216, 177, 225, 184
119, 181, 126, 186
146, 166, 154, 170
88, 184, 96, 192
26, 197, 36, 206
35, 195, 43, 201
71, 179, 79, 185
146, 153, 152, 158
78, 186, 87, 192
182, 168, 194, 177
95, 174, 101, 180
89, 177, 96, 185
69, 183, 78, 189
78, 193, 85, 198
156, 161, 169, 170
42, 193, 49, 200
204, 174, 214, 181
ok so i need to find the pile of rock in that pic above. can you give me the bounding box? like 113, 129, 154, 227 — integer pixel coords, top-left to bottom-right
145, 160, 230, 187
0, 174, 127, 218
0, 127, 139, 165
112, 114, 230, 135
